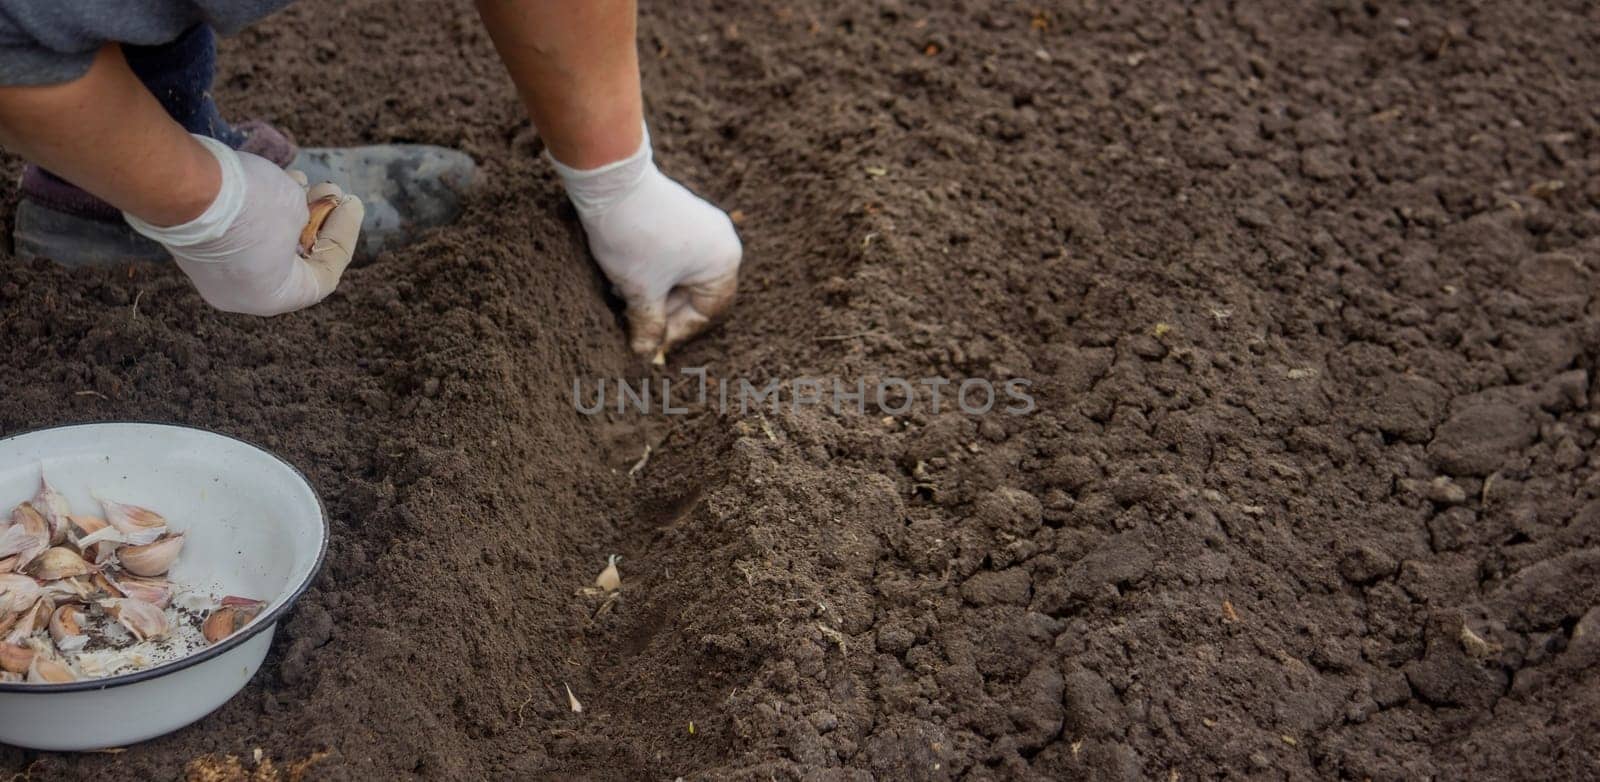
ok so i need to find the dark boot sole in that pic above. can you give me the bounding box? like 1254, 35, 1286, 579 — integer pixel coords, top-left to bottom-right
13, 200, 169, 267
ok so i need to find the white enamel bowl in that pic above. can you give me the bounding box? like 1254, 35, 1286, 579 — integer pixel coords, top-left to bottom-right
0, 423, 327, 751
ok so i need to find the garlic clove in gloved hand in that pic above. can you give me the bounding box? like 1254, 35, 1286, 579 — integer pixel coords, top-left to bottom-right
298, 195, 343, 257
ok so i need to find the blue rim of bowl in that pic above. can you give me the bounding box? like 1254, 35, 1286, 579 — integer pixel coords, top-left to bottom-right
0, 421, 329, 694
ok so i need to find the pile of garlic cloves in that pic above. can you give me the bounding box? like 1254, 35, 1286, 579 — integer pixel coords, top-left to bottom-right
0, 477, 263, 685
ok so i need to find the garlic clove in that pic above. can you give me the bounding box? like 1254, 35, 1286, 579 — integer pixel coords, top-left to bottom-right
73, 524, 131, 551
594, 554, 622, 592
66, 516, 111, 559
0, 573, 42, 615
67, 514, 107, 536
565, 682, 584, 713
298, 195, 342, 256
117, 533, 185, 577
5, 597, 53, 645
48, 603, 84, 646
76, 540, 125, 571
99, 598, 169, 641
97, 499, 166, 546
91, 571, 125, 599
0, 505, 50, 570
40, 576, 93, 604
199, 610, 232, 644
31, 478, 72, 546
202, 598, 265, 644
100, 573, 175, 609
82, 540, 118, 566
25, 546, 96, 581
26, 654, 75, 684
65, 514, 120, 562
0, 642, 33, 674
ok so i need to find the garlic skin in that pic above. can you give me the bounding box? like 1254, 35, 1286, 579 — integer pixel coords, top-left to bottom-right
66, 515, 117, 564
99, 598, 170, 641
25, 546, 96, 581
31, 478, 72, 546
0, 505, 50, 570
117, 533, 185, 577
0, 642, 34, 674
26, 654, 75, 684
0, 555, 15, 574
40, 576, 93, 603
97, 499, 167, 546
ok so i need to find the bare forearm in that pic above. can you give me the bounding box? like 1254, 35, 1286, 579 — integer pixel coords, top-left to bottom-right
474, 0, 644, 168
0, 44, 218, 227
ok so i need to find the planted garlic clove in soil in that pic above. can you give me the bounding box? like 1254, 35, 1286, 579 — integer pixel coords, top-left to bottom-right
117, 534, 185, 577
98, 499, 167, 546
100, 598, 170, 641
594, 555, 621, 592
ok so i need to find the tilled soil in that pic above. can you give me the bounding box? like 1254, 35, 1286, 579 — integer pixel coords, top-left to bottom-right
3, 0, 1600, 779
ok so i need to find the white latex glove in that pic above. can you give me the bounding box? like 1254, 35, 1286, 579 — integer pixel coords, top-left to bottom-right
550, 125, 742, 360
124, 135, 364, 317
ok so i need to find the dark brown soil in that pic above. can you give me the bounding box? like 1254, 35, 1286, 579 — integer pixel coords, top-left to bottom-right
4, 0, 1600, 779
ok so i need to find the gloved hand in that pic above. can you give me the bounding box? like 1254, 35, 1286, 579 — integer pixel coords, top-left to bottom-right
124, 135, 364, 316
550, 125, 742, 361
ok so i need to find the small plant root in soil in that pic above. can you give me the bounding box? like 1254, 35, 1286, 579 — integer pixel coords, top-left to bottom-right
4, 0, 1600, 779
